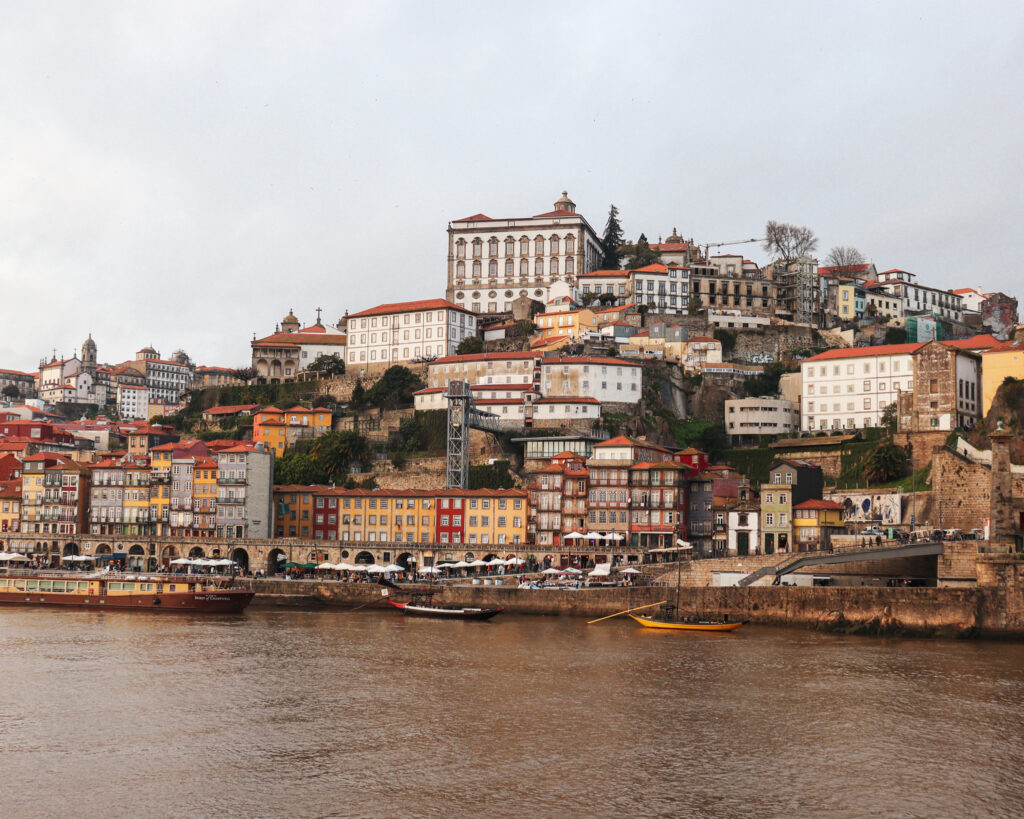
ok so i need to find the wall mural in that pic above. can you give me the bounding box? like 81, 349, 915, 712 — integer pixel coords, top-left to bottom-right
825, 492, 903, 524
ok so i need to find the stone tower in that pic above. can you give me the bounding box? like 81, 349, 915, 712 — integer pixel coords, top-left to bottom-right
553, 190, 576, 213
988, 422, 1015, 553
81, 334, 97, 375
281, 309, 300, 334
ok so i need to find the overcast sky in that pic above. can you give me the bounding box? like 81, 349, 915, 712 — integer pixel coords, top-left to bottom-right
2, 1, 1022, 371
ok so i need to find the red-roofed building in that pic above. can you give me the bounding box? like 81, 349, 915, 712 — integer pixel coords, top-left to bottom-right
446, 191, 604, 314
20, 453, 91, 545
0, 479, 21, 539
251, 309, 348, 383
344, 299, 477, 372
793, 498, 846, 551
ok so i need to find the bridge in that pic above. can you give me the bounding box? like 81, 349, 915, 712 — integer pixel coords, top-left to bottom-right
736, 541, 946, 586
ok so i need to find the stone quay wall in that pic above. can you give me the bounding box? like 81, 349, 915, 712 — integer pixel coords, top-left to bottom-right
248, 578, 1024, 637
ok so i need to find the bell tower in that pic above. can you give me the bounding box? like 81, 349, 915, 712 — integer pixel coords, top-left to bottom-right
82, 334, 97, 375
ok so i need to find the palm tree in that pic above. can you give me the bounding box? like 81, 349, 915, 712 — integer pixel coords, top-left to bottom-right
863, 441, 907, 485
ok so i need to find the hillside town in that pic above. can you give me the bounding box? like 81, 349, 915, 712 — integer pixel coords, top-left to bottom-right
1, 192, 1022, 582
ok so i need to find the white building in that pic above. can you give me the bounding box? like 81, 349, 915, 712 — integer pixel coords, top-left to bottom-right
725, 398, 799, 443
37, 356, 106, 406
952, 287, 987, 314
130, 348, 194, 404
251, 311, 348, 381
345, 299, 477, 371
117, 384, 150, 421
801, 344, 917, 432
426, 351, 539, 389
539, 357, 642, 404
727, 505, 761, 556
446, 191, 604, 313
876, 269, 963, 321
708, 311, 771, 330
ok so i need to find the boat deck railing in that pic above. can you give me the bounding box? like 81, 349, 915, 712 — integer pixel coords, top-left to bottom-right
0, 568, 247, 586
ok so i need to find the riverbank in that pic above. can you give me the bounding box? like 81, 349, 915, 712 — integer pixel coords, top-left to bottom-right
250, 578, 1024, 638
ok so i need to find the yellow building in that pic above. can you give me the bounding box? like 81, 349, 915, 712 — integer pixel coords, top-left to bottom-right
0, 481, 21, 539
193, 456, 219, 536
535, 308, 598, 342
837, 282, 859, 320
123, 457, 152, 537
337, 490, 436, 545
793, 499, 846, 552
981, 339, 1024, 415
460, 489, 527, 548
254, 405, 333, 457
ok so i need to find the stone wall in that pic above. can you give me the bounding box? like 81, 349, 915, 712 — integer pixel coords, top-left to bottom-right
731, 325, 826, 363
894, 430, 950, 471
322, 364, 429, 402
247, 577, 1024, 636
930, 447, 1024, 532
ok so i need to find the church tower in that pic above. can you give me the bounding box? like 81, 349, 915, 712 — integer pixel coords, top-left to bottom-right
82, 334, 97, 375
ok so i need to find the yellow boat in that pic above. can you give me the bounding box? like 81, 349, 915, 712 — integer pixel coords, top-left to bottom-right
628, 613, 747, 631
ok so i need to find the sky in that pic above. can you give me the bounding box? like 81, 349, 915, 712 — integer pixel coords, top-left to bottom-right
2, 1, 1022, 371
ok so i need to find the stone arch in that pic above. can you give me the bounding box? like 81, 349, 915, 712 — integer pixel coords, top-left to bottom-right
483, 553, 499, 563
464, 552, 475, 562
160, 545, 178, 565
397, 552, 414, 570
96, 543, 112, 555
188, 546, 206, 558
354, 550, 374, 565
128, 544, 145, 571
231, 548, 250, 571
268, 548, 286, 574
63, 542, 80, 557
146, 557, 158, 571
255, 359, 270, 378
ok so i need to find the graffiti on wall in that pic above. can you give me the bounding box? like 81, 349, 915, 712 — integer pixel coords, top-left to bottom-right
825, 492, 903, 524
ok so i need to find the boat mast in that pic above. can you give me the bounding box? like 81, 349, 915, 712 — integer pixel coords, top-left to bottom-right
675, 547, 681, 613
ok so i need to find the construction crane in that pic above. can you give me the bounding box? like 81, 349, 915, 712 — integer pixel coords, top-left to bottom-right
700, 237, 763, 261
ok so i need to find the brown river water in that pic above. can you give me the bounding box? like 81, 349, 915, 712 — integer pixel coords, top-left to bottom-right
1, 607, 1022, 819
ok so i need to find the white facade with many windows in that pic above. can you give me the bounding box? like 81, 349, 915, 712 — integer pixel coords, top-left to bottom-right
800, 346, 916, 431
345, 299, 477, 370
876, 269, 963, 321
446, 192, 603, 313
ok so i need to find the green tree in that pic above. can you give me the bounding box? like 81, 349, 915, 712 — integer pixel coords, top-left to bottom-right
880, 402, 898, 433
275, 451, 327, 485
1, 385, 19, 399
469, 460, 515, 489
365, 366, 425, 409
311, 430, 371, 480
884, 326, 908, 345
687, 293, 704, 316
637, 304, 650, 327
713, 328, 737, 355
350, 380, 366, 410
305, 354, 346, 376
456, 336, 483, 355
863, 440, 907, 485
601, 204, 624, 269
622, 233, 660, 269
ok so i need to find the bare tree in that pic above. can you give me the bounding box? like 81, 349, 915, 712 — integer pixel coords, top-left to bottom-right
764, 220, 818, 262
825, 246, 866, 270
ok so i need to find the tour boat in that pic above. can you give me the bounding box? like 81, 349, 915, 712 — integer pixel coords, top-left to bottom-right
627, 613, 747, 631
0, 571, 254, 613
385, 595, 503, 621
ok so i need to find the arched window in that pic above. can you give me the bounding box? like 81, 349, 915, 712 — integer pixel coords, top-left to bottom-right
505, 259, 514, 277
550, 258, 559, 277
549, 235, 560, 255
488, 238, 498, 257
472, 239, 482, 258
505, 237, 515, 256
520, 259, 529, 277
520, 237, 529, 256
456, 261, 465, 279
535, 258, 544, 278
472, 260, 481, 278
565, 234, 575, 254
565, 257, 575, 274
534, 236, 544, 255
489, 259, 497, 276
456, 239, 466, 259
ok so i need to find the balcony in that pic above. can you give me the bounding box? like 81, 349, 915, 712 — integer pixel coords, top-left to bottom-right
218, 476, 247, 485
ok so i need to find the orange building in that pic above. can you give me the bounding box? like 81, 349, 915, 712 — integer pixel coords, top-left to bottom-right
253, 406, 333, 457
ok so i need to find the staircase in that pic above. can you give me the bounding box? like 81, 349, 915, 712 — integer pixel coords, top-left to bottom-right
736, 554, 803, 587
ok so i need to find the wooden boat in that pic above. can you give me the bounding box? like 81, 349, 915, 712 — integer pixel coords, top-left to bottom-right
385, 597, 503, 621
628, 613, 747, 631
0, 571, 254, 613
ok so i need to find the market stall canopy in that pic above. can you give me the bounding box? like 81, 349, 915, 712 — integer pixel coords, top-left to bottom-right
618, 567, 641, 574
384, 564, 405, 573
541, 567, 562, 575
588, 563, 612, 577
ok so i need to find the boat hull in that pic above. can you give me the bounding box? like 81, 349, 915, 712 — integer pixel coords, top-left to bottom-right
0, 589, 254, 614
628, 614, 747, 631
387, 599, 503, 621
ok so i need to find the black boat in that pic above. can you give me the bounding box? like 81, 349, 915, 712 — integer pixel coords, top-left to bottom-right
384, 590, 503, 621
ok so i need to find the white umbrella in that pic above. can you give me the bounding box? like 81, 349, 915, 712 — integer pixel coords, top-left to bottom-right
452, 561, 471, 569
169, 557, 191, 565
384, 564, 405, 573
214, 558, 236, 566
606, 533, 625, 541
418, 566, 441, 574
317, 562, 336, 570
676, 539, 692, 549
541, 567, 562, 575
619, 567, 641, 574
505, 557, 525, 565
7, 554, 28, 562
335, 562, 355, 572
588, 563, 612, 577
348, 564, 368, 572
78, 555, 96, 562
563, 531, 586, 540
364, 565, 386, 574
487, 558, 507, 566
585, 531, 603, 540
276, 554, 287, 561
562, 567, 583, 574
468, 559, 488, 567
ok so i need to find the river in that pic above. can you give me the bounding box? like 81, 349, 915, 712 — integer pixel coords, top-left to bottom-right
1, 608, 1022, 818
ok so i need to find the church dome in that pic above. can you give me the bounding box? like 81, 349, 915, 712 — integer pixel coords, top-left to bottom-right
553, 190, 576, 213
666, 227, 683, 243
